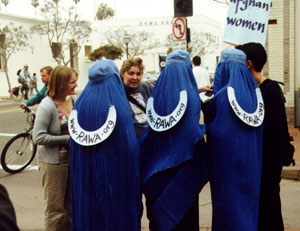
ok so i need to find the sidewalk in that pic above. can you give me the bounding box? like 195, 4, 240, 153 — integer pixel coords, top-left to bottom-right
282, 127, 300, 180
1, 169, 299, 231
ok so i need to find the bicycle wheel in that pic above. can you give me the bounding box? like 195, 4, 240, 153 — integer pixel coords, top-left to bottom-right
11, 88, 23, 102
1, 133, 37, 174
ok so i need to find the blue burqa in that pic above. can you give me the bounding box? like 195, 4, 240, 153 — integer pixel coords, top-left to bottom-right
69, 60, 140, 231
140, 50, 208, 231
206, 49, 263, 230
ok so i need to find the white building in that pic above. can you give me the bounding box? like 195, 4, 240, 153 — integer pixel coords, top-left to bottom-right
0, 12, 224, 97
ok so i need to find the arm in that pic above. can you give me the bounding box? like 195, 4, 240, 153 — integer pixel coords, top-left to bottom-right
24, 85, 47, 107
263, 84, 290, 142
28, 71, 32, 81
33, 102, 69, 146
262, 83, 292, 164
18, 70, 25, 80
198, 85, 213, 93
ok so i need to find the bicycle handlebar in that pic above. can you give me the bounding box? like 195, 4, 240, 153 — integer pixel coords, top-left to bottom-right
23, 106, 31, 113
23, 106, 35, 127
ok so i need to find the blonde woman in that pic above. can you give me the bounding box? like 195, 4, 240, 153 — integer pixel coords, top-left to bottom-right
33, 66, 78, 231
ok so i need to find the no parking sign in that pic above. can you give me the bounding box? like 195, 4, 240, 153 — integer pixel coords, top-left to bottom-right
172, 17, 187, 51
172, 17, 186, 40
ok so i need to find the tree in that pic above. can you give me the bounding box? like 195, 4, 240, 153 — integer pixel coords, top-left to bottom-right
96, 3, 115, 20
164, 30, 219, 57
1, 0, 9, 11
187, 31, 220, 57
31, 0, 92, 66
104, 28, 159, 58
31, 0, 39, 8
31, 0, 40, 17
89, 45, 123, 61
0, 23, 30, 99
73, 0, 80, 13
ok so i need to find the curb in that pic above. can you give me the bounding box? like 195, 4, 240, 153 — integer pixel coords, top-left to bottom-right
281, 167, 300, 181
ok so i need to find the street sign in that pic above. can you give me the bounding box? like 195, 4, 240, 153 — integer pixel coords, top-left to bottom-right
172, 17, 186, 40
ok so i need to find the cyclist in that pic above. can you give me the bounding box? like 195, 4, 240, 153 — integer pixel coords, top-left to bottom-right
18, 64, 32, 100
20, 66, 52, 109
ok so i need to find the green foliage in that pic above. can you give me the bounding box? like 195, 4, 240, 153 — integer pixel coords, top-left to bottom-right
31, 0, 92, 66
0, 23, 30, 61
31, 0, 39, 8
0, 23, 30, 99
1, 0, 9, 7
89, 45, 123, 61
96, 3, 115, 20
73, 0, 80, 4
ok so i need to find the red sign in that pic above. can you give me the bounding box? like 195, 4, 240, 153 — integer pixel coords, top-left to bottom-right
172, 17, 186, 40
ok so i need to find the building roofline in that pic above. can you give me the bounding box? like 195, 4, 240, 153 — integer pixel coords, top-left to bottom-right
0, 12, 43, 24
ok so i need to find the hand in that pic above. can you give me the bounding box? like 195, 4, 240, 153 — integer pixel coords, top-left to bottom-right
198, 86, 213, 93
20, 103, 27, 109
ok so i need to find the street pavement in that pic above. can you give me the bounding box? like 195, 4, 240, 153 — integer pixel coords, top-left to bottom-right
0, 98, 300, 230
0, 168, 300, 231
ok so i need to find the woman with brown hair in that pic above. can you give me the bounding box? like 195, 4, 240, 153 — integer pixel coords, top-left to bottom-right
33, 66, 78, 231
120, 57, 153, 137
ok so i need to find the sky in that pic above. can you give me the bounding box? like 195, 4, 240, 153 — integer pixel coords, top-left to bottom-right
2, 0, 227, 21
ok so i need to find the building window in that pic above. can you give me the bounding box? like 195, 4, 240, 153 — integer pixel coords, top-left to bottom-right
268, 19, 277, 25
85, 45, 92, 59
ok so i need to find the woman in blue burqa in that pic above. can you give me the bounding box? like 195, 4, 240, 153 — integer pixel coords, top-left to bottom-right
140, 50, 208, 231
69, 60, 140, 231
205, 48, 264, 230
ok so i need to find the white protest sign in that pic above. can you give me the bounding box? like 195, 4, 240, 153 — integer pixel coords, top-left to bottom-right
68, 106, 117, 146
146, 90, 187, 132
223, 0, 271, 46
227, 86, 264, 127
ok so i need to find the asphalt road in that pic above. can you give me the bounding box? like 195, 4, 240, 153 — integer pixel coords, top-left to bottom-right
0, 101, 38, 178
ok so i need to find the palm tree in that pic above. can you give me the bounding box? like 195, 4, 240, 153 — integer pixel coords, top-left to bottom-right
1, 0, 9, 12
31, 0, 40, 17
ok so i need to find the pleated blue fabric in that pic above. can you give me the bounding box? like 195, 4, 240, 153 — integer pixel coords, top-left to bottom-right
206, 49, 263, 230
140, 50, 208, 231
70, 60, 140, 231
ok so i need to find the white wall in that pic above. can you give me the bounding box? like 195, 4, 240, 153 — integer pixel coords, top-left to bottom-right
0, 13, 224, 96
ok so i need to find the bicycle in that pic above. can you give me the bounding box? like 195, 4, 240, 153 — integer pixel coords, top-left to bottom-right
1, 107, 37, 174
10, 80, 29, 102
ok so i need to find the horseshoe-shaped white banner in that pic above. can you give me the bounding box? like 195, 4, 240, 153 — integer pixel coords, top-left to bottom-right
146, 90, 188, 132
227, 86, 264, 127
68, 106, 117, 146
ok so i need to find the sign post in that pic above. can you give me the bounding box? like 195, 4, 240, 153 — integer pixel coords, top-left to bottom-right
172, 17, 187, 51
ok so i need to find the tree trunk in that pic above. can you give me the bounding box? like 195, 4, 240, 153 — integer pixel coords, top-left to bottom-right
3, 60, 13, 99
